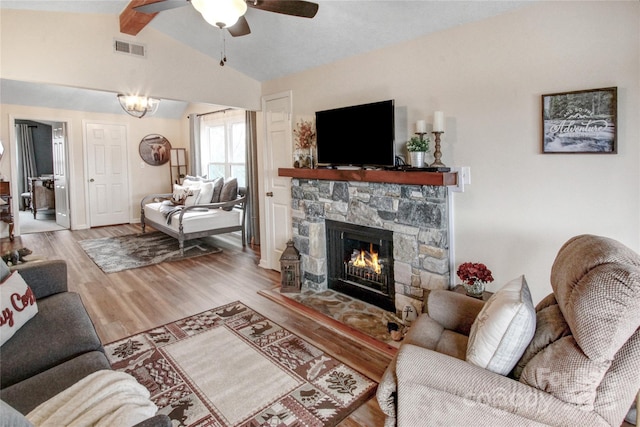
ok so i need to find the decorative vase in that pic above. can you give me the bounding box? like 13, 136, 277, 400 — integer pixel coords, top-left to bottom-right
463, 281, 486, 298
409, 151, 426, 168
294, 148, 315, 169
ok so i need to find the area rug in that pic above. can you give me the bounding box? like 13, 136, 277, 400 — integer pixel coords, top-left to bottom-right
78, 231, 221, 273
104, 301, 377, 427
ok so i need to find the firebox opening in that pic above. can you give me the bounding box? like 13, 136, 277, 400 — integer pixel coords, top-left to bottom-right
326, 220, 394, 312
344, 239, 388, 294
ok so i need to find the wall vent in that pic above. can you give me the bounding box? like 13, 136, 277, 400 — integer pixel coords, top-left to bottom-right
114, 39, 146, 58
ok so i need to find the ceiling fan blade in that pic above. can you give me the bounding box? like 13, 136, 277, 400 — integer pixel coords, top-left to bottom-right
248, 0, 318, 18
134, 0, 189, 14
227, 16, 251, 37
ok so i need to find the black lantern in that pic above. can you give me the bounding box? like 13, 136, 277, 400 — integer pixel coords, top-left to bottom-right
280, 240, 301, 293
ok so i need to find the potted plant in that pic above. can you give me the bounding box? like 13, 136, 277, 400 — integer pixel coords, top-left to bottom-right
406, 136, 430, 167
457, 262, 494, 298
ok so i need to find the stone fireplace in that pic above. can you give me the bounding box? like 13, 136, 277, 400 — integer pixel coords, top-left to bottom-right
289, 175, 451, 315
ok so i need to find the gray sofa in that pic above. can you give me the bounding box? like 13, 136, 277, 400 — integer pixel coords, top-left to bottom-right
0, 259, 170, 426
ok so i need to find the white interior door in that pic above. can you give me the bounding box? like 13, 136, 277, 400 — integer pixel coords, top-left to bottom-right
52, 123, 70, 229
262, 92, 293, 271
85, 123, 129, 227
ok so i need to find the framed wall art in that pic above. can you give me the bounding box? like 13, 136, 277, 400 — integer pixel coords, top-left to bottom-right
139, 134, 172, 165
541, 87, 617, 154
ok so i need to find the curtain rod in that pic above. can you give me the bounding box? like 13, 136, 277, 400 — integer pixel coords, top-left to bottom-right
197, 108, 234, 118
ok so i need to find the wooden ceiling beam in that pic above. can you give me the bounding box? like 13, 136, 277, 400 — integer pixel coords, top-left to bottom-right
119, 0, 164, 35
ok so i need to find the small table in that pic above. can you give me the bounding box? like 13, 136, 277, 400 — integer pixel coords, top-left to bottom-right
29, 177, 55, 219
0, 181, 14, 241
453, 285, 493, 301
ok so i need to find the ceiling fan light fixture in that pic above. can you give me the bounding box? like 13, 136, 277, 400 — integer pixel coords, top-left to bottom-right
192, 0, 248, 29
117, 94, 160, 118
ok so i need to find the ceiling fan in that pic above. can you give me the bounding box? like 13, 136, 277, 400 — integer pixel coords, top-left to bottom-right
134, 0, 319, 37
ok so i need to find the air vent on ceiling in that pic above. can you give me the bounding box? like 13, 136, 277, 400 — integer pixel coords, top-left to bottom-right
114, 39, 146, 58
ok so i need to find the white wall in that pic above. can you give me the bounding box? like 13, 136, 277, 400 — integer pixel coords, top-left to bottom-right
261, 1, 640, 303
0, 8, 261, 110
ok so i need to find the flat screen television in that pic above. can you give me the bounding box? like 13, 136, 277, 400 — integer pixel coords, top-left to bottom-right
315, 99, 395, 168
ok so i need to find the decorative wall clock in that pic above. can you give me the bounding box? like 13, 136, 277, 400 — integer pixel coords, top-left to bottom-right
139, 134, 172, 166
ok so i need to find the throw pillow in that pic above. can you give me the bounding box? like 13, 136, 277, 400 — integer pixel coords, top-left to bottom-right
182, 178, 202, 189
0, 260, 10, 282
196, 182, 215, 205
184, 188, 200, 207
211, 177, 224, 203
1, 271, 38, 346
466, 275, 536, 375
219, 177, 238, 211
172, 185, 200, 206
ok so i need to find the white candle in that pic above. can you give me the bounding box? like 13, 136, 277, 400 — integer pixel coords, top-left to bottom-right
416, 120, 426, 133
433, 111, 444, 132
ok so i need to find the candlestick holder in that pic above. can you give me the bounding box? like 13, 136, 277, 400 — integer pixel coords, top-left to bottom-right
431, 131, 445, 167
415, 132, 428, 142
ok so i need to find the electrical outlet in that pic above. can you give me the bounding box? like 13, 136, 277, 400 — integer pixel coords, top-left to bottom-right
450, 166, 470, 192
461, 166, 471, 185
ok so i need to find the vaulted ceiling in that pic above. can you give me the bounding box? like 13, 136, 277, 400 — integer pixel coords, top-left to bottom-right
1, 1, 533, 82
1, 1, 534, 117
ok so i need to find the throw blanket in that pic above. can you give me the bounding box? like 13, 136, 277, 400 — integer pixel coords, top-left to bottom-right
27, 370, 157, 427
159, 200, 183, 225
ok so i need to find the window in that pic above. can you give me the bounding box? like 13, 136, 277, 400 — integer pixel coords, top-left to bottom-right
199, 110, 246, 187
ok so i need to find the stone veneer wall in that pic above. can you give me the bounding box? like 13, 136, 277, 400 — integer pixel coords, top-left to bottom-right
290, 178, 450, 314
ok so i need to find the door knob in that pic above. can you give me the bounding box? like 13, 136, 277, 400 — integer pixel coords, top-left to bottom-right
89, 178, 95, 182
266, 192, 273, 197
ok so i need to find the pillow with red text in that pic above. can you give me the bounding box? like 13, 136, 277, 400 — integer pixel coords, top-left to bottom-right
0, 271, 38, 346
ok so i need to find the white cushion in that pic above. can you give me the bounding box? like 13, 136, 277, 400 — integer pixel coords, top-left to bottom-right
196, 182, 215, 205
172, 184, 200, 206
182, 178, 202, 188
0, 271, 38, 346
466, 275, 536, 375
144, 202, 241, 234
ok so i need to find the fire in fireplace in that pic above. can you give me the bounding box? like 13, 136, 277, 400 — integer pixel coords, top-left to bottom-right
326, 219, 394, 311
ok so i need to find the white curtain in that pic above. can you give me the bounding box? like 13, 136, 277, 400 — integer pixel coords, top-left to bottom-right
16, 124, 38, 199
188, 114, 201, 177
245, 111, 260, 245
189, 109, 260, 245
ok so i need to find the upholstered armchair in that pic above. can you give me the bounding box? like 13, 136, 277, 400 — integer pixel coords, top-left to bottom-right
377, 234, 640, 426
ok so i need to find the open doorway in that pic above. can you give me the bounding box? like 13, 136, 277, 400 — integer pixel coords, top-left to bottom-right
13, 119, 70, 235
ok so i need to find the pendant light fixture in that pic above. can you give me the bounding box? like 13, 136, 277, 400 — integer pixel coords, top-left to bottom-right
117, 94, 160, 118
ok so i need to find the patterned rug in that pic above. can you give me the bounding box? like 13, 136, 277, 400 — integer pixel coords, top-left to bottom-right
105, 301, 377, 427
78, 231, 221, 273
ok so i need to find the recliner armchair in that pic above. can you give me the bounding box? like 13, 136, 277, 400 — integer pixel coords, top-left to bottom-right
377, 234, 640, 426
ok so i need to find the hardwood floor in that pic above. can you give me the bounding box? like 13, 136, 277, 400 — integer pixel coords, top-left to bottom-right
2, 225, 390, 426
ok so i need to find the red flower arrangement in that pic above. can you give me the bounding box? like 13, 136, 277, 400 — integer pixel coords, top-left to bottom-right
457, 262, 494, 286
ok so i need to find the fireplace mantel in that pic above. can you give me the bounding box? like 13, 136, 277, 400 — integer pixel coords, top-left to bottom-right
278, 168, 457, 186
